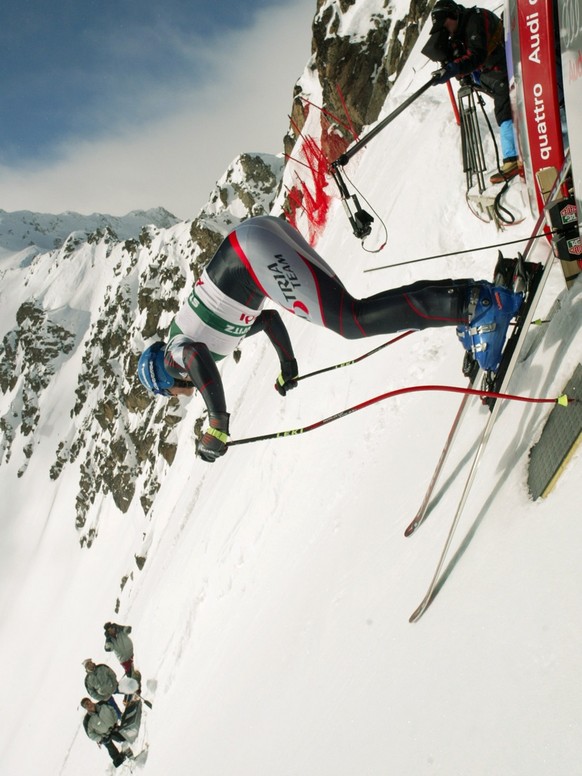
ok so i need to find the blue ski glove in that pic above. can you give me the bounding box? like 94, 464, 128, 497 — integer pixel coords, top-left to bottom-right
274, 358, 298, 397
432, 61, 461, 84
197, 412, 230, 462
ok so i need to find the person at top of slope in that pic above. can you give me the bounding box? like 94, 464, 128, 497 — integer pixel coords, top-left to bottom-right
81, 697, 129, 769
83, 658, 122, 716
430, 0, 520, 184
104, 622, 135, 677
137, 215, 523, 463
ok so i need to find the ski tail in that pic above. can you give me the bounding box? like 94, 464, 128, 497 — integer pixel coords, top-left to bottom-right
404, 375, 478, 537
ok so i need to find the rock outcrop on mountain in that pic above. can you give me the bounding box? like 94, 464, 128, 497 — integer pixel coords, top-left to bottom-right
0, 152, 284, 545
285, 0, 430, 159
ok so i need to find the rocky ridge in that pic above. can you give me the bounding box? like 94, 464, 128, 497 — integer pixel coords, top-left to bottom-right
0, 153, 281, 546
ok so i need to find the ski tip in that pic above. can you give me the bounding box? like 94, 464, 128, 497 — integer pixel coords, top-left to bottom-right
404, 511, 426, 537
409, 591, 434, 622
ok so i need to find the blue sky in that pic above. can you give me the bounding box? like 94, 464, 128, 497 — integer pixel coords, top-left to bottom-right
0, 0, 314, 219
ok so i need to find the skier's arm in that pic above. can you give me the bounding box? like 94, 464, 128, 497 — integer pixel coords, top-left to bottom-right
247, 309, 298, 395
166, 341, 230, 462
167, 341, 227, 415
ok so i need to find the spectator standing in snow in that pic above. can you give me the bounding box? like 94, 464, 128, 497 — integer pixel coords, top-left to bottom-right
430, 0, 520, 183
136, 215, 523, 462
104, 623, 135, 676
81, 697, 128, 769
83, 659, 122, 716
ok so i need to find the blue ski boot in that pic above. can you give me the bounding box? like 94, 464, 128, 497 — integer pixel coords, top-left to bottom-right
457, 282, 523, 372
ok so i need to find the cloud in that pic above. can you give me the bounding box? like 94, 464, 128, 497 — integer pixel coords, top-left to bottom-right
0, 0, 314, 220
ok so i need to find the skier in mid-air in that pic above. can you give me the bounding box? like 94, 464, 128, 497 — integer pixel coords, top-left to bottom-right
137, 215, 522, 462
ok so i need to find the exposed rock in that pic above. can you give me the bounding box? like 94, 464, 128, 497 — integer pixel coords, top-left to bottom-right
286, 0, 430, 159
0, 300, 76, 463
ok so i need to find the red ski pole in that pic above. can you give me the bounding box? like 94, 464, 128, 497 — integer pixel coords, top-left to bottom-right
228, 385, 573, 447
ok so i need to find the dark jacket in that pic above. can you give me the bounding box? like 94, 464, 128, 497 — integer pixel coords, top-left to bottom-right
449, 5, 506, 75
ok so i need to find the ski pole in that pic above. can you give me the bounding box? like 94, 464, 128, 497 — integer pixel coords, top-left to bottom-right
328, 75, 437, 241
364, 227, 567, 273
228, 385, 573, 447
295, 330, 415, 384
332, 76, 438, 167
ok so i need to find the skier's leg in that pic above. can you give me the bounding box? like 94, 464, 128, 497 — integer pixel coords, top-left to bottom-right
348, 278, 471, 338
107, 695, 122, 718
499, 119, 518, 161
103, 739, 126, 767
230, 217, 472, 336
226, 216, 521, 347
228, 216, 342, 326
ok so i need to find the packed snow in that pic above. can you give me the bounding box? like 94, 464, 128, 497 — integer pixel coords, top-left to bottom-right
0, 3, 580, 776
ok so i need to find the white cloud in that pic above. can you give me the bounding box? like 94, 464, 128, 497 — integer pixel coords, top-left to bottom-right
0, 0, 314, 220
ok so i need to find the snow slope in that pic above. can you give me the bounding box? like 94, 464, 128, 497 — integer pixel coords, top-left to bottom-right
0, 3, 581, 776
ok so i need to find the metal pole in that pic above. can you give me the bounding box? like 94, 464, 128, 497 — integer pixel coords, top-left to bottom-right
332, 77, 437, 167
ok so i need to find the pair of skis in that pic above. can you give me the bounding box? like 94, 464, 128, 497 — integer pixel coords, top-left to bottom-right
406, 154, 571, 623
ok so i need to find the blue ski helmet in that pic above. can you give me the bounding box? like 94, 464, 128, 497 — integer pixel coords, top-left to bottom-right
137, 341, 175, 396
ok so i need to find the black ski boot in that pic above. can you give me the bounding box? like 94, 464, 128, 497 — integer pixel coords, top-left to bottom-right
112, 752, 127, 768
493, 251, 517, 288
493, 251, 530, 293
462, 350, 479, 381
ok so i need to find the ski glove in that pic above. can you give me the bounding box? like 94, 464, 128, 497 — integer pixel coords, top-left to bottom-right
433, 61, 461, 84
197, 411, 230, 463
275, 358, 299, 397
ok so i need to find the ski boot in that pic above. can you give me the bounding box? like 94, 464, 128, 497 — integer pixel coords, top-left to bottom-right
493, 251, 528, 293
456, 281, 523, 373
461, 350, 479, 381
112, 752, 127, 768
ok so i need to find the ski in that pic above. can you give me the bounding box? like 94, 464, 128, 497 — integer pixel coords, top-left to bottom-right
121, 745, 149, 772
408, 153, 572, 623
409, 258, 547, 621
403, 253, 524, 538
404, 375, 478, 537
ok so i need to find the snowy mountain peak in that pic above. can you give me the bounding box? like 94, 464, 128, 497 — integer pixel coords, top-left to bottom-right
0, 206, 180, 255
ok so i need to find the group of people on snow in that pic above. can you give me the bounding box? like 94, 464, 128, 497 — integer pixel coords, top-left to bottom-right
80, 623, 143, 769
